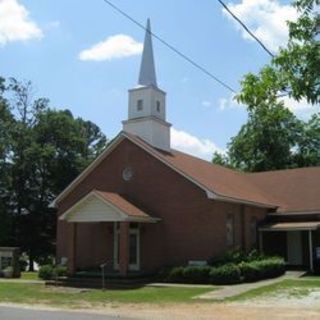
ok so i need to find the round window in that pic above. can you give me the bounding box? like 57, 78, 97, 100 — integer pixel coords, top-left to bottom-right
122, 167, 134, 181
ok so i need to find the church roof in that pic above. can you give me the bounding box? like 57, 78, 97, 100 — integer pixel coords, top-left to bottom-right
248, 168, 320, 213
53, 132, 320, 214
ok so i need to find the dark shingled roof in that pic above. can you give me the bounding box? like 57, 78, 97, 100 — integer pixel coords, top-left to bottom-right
127, 133, 320, 214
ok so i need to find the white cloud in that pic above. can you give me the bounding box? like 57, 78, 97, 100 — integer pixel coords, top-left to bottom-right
219, 93, 318, 119
79, 34, 143, 61
0, 0, 43, 46
218, 93, 242, 110
201, 100, 212, 108
279, 96, 319, 119
223, 0, 298, 51
171, 127, 223, 161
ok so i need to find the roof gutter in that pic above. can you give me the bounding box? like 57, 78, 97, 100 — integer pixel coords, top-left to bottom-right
206, 190, 278, 209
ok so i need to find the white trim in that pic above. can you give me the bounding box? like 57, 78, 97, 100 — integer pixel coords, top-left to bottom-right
113, 222, 140, 272
113, 223, 119, 270
59, 190, 159, 223
309, 230, 314, 272
129, 227, 140, 271
59, 191, 127, 222
260, 226, 319, 232
268, 211, 320, 216
52, 131, 277, 210
51, 133, 126, 207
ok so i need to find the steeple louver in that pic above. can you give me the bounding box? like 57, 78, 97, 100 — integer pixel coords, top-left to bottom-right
123, 19, 171, 152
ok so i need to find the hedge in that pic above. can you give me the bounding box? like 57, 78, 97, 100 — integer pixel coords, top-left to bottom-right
210, 264, 241, 284
160, 256, 285, 285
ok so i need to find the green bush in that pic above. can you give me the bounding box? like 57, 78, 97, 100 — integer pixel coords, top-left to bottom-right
239, 261, 259, 282
164, 266, 185, 283
159, 255, 285, 285
182, 266, 211, 284
38, 265, 54, 280
239, 257, 285, 282
210, 264, 241, 284
54, 265, 67, 277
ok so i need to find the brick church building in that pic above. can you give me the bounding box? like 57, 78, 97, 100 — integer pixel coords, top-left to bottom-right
52, 20, 320, 276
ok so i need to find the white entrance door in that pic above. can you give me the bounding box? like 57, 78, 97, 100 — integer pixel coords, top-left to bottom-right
113, 223, 140, 271
287, 231, 303, 265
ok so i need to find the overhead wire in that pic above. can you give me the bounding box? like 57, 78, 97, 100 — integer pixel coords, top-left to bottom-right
102, 0, 237, 94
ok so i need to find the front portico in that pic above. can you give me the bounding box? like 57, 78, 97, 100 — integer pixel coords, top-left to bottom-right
59, 190, 158, 276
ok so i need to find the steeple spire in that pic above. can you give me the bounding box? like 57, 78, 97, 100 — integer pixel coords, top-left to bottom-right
138, 19, 157, 87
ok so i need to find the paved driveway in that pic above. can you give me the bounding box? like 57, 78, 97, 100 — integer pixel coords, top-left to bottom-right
0, 306, 133, 320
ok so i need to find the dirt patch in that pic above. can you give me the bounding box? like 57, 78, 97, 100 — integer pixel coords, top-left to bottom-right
234, 287, 320, 309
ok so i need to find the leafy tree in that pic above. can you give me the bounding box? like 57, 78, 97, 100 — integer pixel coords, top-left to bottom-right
0, 77, 108, 269
275, 0, 320, 104
0, 77, 15, 245
213, 0, 320, 171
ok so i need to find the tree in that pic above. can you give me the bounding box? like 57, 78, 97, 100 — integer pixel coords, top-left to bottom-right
0, 77, 15, 245
0, 77, 108, 269
213, 0, 320, 171
275, 0, 320, 104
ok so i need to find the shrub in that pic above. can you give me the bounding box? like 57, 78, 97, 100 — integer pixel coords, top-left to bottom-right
182, 266, 211, 284
164, 266, 185, 283
38, 264, 54, 280
54, 265, 67, 277
239, 261, 259, 282
209, 250, 246, 266
246, 249, 266, 262
239, 257, 285, 281
210, 264, 241, 285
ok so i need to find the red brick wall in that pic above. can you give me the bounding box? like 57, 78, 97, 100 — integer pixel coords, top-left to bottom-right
57, 138, 269, 272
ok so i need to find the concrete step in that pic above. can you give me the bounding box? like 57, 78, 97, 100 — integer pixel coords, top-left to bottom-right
46, 275, 155, 289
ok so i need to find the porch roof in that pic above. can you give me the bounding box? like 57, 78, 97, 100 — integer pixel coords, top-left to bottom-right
59, 190, 158, 223
259, 221, 320, 232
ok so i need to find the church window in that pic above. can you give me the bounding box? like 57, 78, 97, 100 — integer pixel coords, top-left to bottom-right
250, 217, 257, 247
226, 214, 235, 247
156, 100, 161, 112
137, 99, 143, 111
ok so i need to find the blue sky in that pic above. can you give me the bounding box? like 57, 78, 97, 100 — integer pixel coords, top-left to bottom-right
1, 0, 313, 160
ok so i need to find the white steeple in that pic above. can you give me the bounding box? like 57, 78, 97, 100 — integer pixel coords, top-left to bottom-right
138, 19, 157, 87
123, 19, 171, 152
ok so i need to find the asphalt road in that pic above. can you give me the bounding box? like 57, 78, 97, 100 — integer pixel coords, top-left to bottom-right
0, 306, 133, 320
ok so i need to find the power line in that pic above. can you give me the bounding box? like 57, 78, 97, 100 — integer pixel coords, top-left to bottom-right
217, 0, 275, 58
102, 0, 236, 94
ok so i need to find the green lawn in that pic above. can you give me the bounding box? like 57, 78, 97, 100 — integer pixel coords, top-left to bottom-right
20, 272, 39, 281
227, 278, 320, 302
0, 283, 214, 306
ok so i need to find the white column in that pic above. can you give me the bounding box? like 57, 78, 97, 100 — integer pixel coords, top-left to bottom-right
309, 230, 314, 273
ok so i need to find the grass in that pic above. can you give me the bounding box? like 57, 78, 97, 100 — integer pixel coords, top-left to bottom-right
227, 278, 320, 302
0, 283, 214, 307
20, 272, 39, 281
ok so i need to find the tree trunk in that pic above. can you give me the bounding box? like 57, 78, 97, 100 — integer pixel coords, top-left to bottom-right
28, 252, 34, 272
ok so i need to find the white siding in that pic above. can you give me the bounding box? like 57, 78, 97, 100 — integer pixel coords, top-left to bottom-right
66, 195, 126, 222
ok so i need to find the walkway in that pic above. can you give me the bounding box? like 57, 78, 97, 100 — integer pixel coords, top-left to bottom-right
196, 271, 305, 300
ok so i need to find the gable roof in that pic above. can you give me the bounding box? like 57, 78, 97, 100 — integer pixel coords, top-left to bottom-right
52, 132, 277, 209
248, 167, 320, 213
59, 190, 157, 223
52, 131, 320, 214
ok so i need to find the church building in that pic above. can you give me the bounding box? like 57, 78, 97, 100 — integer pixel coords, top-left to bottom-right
53, 20, 320, 276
